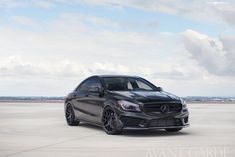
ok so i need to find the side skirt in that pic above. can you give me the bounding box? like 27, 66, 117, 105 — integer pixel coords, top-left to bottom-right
76, 117, 103, 127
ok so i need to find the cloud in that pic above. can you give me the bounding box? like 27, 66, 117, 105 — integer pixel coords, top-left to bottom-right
0, 55, 108, 79
0, 10, 234, 96
0, 0, 54, 9
220, 36, 235, 74
0, 13, 192, 82
78, 0, 235, 26
182, 29, 235, 76
11, 16, 41, 30
1, 0, 235, 27
0, 55, 195, 81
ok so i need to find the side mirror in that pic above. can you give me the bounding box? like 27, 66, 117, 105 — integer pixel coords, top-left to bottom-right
88, 86, 104, 97
156, 87, 163, 91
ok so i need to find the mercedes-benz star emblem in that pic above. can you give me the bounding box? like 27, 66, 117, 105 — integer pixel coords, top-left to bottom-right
160, 104, 169, 113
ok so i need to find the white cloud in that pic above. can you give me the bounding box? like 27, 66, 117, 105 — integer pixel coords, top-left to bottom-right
1, 0, 235, 27
11, 16, 42, 30
78, 0, 235, 26
0, 0, 54, 9
182, 29, 235, 76
0, 12, 234, 96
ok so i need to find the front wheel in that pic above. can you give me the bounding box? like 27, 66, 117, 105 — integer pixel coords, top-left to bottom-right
102, 106, 122, 135
165, 128, 182, 132
65, 104, 79, 126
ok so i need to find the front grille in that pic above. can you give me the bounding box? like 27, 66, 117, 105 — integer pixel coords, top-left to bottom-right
149, 118, 182, 127
120, 116, 144, 127
143, 102, 182, 114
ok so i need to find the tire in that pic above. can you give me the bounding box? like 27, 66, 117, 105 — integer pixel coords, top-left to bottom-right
65, 104, 79, 126
102, 106, 122, 135
165, 128, 182, 132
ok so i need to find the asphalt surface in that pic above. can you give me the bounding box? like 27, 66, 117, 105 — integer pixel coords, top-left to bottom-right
0, 103, 235, 157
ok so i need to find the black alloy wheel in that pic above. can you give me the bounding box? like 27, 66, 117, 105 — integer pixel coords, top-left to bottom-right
65, 104, 79, 126
102, 106, 121, 135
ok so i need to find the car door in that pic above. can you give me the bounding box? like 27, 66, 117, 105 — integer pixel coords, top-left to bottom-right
72, 77, 104, 124
85, 77, 105, 124
72, 78, 92, 121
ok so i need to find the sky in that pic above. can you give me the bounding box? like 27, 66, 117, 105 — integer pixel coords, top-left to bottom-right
0, 0, 235, 97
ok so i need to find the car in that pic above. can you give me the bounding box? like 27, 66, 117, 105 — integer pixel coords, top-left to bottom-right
64, 75, 189, 135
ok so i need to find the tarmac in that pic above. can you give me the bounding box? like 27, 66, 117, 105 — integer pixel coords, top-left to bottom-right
0, 102, 235, 157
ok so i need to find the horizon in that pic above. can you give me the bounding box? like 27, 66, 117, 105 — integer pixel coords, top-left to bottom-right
0, 95, 235, 98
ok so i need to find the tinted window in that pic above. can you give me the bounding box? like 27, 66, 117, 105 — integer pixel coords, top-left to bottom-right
103, 77, 155, 91
87, 77, 102, 89
77, 77, 102, 92
77, 79, 91, 92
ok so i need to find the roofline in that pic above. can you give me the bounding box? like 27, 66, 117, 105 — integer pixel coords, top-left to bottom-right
95, 75, 141, 78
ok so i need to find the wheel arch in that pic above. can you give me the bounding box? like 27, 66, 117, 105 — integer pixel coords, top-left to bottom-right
64, 101, 75, 112
101, 99, 117, 116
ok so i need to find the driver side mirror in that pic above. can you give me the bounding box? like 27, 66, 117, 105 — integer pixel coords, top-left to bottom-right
156, 86, 163, 91
88, 86, 104, 97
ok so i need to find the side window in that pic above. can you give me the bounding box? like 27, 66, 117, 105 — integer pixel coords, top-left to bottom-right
76, 77, 102, 92
127, 81, 133, 90
136, 80, 152, 90
87, 77, 102, 89
76, 79, 91, 92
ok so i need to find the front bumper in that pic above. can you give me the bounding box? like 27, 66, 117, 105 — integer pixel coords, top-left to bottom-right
116, 109, 190, 130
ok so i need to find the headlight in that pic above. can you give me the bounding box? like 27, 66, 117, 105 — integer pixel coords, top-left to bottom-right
180, 98, 187, 109
117, 100, 141, 112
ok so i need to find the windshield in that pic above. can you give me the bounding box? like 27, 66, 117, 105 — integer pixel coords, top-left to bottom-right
102, 77, 156, 91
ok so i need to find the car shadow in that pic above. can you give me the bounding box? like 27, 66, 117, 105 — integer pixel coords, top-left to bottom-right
121, 129, 192, 137
78, 122, 192, 137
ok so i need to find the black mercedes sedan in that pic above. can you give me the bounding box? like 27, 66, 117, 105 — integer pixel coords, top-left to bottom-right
64, 75, 189, 135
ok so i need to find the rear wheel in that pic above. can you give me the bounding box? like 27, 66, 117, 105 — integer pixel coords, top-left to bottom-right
102, 106, 122, 135
165, 128, 182, 132
65, 104, 79, 126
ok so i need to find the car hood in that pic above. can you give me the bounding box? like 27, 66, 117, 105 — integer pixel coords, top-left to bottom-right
109, 91, 181, 103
